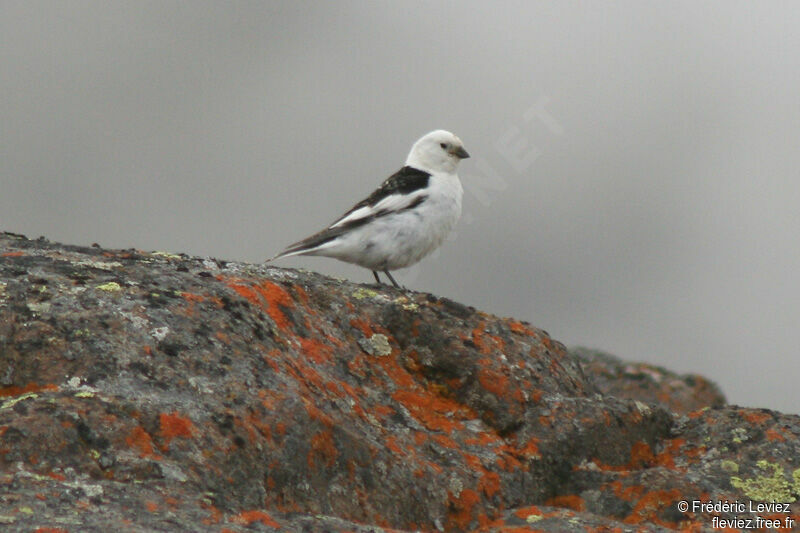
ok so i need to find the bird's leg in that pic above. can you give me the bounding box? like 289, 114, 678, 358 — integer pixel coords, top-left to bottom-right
383, 270, 402, 289
372, 271, 382, 284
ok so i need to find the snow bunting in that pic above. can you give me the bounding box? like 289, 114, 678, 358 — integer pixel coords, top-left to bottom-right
270, 130, 469, 288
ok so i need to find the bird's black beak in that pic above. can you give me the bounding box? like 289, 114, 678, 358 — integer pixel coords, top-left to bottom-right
453, 146, 470, 159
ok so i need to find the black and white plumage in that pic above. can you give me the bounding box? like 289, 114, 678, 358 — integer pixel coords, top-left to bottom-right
269, 130, 470, 288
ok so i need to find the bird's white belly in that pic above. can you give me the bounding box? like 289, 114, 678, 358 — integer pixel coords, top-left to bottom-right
325, 189, 462, 270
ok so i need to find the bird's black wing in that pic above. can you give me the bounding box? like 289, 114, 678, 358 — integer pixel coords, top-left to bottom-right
272, 166, 430, 259
331, 166, 431, 226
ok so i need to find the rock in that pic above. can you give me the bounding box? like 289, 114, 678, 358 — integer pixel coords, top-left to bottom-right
0, 232, 798, 532
572, 347, 726, 414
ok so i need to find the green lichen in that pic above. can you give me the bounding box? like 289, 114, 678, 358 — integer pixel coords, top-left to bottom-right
74, 260, 123, 270
730, 460, 800, 502
358, 334, 392, 356
74, 391, 95, 398
151, 251, 181, 260
731, 427, 748, 443
26, 301, 51, 314
525, 513, 543, 523
96, 281, 122, 292
720, 459, 739, 473
1, 392, 38, 410
352, 288, 379, 300
393, 296, 419, 311
17, 507, 33, 515
633, 400, 651, 415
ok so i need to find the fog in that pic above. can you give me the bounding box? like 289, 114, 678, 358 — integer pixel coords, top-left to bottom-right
3, 2, 799, 413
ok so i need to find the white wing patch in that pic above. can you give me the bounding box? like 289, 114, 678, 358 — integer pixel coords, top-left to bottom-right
330, 190, 427, 228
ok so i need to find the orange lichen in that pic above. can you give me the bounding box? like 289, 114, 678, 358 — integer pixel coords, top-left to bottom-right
303, 399, 334, 426
625, 488, 681, 526
448, 488, 481, 530
158, 412, 195, 447
509, 320, 533, 335
298, 337, 333, 364
479, 471, 501, 498
200, 498, 222, 524
392, 390, 466, 432
765, 427, 786, 442
228, 283, 261, 305
262, 360, 281, 378
0, 383, 58, 397
164, 496, 179, 507
181, 292, 205, 303
465, 432, 502, 447
75, 500, 92, 510
308, 430, 338, 469
180, 292, 205, 316
739, 409, 771, 425
373, 352, 416, 388
546, 494, 585, 512
477, 367, 510, 398
431, 434, 459, 449
651, 438, 686, 469
371, 404, 394, 417
232, 510, 281, 527
385, 436, 406, 456
686, 409, 706, 419
1, 251, 24, 257
350, 318, 374, 336
145, 500, 159, 512
587, 449, 670, 474
126, 426, 157, 458
426, 460, 444, 474
226, 279, 295, 332
471, 324, 493, 355
495, 452, 524, 472
608, 479, 644, 502
513, 505, 544, 520
517, 437, 541, 458
286, 363, 327, 396
254, 281, 294, 330
629, 441, 655, 468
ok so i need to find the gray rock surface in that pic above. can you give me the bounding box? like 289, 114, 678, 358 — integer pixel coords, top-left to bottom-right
0, 232, 797, 532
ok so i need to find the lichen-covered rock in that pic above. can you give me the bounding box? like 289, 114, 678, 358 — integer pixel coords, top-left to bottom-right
0, 232, 797, 532
572, 347, 726, 414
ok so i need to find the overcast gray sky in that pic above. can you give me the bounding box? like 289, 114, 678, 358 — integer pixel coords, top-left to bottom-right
3, 1, 799, 413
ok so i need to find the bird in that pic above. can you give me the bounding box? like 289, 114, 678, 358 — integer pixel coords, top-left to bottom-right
269, 130, 470, 288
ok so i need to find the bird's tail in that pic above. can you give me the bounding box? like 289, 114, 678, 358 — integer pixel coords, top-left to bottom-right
266, 247, 307, 263
266, 226, 344, 263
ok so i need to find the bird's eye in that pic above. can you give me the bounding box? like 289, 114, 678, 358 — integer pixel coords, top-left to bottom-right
440, 143, 447, 149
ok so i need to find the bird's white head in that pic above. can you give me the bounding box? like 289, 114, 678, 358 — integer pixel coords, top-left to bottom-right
405, 130, 470, 174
